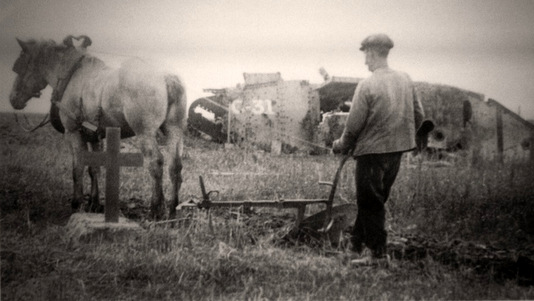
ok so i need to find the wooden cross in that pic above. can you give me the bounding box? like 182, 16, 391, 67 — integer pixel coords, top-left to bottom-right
81, 127, 144, 223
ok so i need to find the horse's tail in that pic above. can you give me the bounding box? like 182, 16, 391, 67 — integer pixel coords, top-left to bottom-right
163, 74, 187, 130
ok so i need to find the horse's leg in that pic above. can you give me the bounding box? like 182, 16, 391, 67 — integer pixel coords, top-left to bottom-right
138, 134, 165, 219
65, 131, 86, 211
87, 141, 103, 213
165, 125, 184, 219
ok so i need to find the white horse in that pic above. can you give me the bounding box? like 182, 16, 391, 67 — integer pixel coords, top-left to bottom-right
9, 35, 187, 219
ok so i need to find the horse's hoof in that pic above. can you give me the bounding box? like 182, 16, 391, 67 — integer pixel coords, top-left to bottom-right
90, 203, 104, 213
71, 199, 83, 212
168, 209, 177, 220
151, 209, 165, 221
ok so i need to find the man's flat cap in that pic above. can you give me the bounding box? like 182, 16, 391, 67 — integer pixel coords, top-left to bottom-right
359, 34, 394, 51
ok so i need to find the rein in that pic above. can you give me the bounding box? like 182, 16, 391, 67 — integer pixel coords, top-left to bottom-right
13, 112, 50, 132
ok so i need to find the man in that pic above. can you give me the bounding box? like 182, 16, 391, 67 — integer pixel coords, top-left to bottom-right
332, 33, 424, 265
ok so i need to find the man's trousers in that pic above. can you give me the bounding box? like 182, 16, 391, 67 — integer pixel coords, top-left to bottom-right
351, 152, 403, 258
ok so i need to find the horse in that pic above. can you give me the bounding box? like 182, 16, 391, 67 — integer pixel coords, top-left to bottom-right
9, 35, 187, 219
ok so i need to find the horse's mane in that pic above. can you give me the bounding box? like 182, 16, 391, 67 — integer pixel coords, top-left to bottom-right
20, 39, 63, 51
24, 38, 107, 72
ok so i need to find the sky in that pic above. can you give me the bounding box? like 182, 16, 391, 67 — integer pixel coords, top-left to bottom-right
1, 0, 534, 120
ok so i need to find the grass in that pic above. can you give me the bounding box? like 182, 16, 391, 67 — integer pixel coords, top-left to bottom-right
1, 113, 534, 300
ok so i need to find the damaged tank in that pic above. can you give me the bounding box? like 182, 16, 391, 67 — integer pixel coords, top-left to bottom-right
188, 72, 360, 153
188, 70, 533, 162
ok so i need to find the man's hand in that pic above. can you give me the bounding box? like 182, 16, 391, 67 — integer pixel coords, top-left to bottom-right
332, 139, 345, 154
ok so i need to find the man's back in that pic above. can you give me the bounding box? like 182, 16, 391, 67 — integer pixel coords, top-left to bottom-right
348, 67, 422, 156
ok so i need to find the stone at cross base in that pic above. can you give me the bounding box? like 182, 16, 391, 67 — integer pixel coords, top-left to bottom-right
65, 213, 145, 246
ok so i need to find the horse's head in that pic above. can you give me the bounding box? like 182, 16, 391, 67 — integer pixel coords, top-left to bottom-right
10, 39, 49, 110
9, 35, 92, 110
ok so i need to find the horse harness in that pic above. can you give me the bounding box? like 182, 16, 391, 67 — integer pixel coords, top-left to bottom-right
50, 55, 103, 140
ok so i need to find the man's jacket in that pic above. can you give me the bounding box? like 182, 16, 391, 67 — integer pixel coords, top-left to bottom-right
334, 67, 424, 157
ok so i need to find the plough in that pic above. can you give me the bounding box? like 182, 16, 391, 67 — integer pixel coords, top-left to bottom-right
177, 153, 355, 243
176, 120, 435, 244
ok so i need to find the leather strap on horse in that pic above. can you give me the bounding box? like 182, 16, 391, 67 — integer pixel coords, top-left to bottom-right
50, 55, 85, 110
49, 55, 98, 133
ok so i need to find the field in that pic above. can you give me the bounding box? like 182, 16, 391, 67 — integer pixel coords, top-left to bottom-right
1, 112, 534, 300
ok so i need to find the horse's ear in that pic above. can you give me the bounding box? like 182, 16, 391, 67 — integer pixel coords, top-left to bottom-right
62, 35, 92, 49
79, 35, 92, 48
16, 38, 28, 52
63, 35, 75, 48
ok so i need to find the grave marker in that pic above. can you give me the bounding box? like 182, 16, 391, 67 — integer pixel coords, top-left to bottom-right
81, 127, 143, 222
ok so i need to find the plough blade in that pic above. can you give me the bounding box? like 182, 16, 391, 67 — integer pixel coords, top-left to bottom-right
283, 203, 357, 247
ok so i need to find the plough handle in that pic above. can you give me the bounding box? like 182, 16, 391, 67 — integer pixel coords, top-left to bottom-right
199, 175, 208, 201
197, 176, 219, 209
327, 153, 353, 204
322, 153, 353, 232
